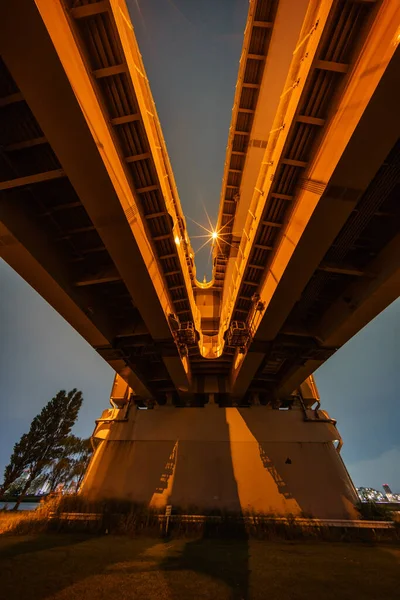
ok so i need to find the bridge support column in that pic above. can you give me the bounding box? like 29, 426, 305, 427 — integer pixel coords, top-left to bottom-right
82, 404, 358, 519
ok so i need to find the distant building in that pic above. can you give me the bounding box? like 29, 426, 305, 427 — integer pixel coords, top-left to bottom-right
356, 486, 400, 503
356, 487, 385, 502
383, 484, 394, 501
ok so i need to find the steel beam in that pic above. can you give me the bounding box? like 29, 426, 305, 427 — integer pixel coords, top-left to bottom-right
0, 91, 23, 107
74, 269, 122, 287
277, 235, 400, 397
42, 201, 81, 215
136, 184, 158, 194
93, 64, 126, 78
0, 214, 153, 398
110, 113, 140, 125
261, 220, 282, 228
253, 21, 273, 28
70, 1, 109, 19
314, 60, 349, 73
125, 152, 150, 163
281, 158, 307, 168
317, 263, 367, 277
0, 169, 65, 190
5, 136, 47, 151
319, 234, 400, 349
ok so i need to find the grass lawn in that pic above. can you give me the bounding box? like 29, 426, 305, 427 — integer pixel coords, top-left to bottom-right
0, 533, 399, 599
0, 510, 35, 533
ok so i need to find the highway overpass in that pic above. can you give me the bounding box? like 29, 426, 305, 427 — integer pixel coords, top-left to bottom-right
1, 0, 399, 517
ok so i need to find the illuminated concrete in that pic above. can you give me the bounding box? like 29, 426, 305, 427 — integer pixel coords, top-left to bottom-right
219, 0, 312, 309
228, 0, 400, 398
83, 405, 357, 519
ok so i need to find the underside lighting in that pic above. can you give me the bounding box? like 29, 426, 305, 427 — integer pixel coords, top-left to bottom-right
212, 231, 218, 240
174, 236, 180, 245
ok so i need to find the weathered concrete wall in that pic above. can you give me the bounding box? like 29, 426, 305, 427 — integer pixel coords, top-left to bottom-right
82, 406, 358, 519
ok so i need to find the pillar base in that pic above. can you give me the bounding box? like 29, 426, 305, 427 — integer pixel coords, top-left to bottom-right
82, 405, 358, 519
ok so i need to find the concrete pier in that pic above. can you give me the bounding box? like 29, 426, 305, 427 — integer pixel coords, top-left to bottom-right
82, 404, 358, 519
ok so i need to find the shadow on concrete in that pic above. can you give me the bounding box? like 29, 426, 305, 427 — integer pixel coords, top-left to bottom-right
164, 409, 250, 599
239, 409, 356, 518
85, 438, 177, 503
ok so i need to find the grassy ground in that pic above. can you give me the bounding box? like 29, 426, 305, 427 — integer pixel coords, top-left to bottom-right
0, 510, 36, 534
0, 533, 399, 600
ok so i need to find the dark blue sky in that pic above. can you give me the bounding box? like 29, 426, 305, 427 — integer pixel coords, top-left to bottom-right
0, 0, 399, 492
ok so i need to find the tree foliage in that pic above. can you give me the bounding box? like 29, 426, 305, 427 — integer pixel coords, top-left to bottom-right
46, 435, 92, 492
70, 437, 93, 491
1, 389, 83, 506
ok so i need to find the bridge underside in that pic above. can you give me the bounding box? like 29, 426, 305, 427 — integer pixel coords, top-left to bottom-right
1, 0, 399, 516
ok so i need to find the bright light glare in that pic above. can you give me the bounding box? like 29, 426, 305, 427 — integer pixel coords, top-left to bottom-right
187, 210, 235, 259
174, 236, 180, 245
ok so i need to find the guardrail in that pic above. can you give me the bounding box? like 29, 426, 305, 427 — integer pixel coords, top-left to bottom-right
48, 512, 102, 521
48, 512, 395, 529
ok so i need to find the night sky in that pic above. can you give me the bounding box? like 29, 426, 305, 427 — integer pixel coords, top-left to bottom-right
0, 0, 399, 492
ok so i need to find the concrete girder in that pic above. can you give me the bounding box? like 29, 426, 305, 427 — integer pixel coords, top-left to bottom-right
217, 0, 312, 307
318, 234, 400, 350
277, 233, 400, 398
0, 218, 153, 398
0, 0, 191, 394
231, 3, 400, 398
106, 0, 200, 325
219, 0, 336, 347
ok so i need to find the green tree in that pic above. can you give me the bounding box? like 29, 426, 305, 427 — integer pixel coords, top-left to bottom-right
0, 389, 83, 509
70, 438, 93, 492
1, 435, 31, 497
2, 476, 26, 498
46, 435, 86, 492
